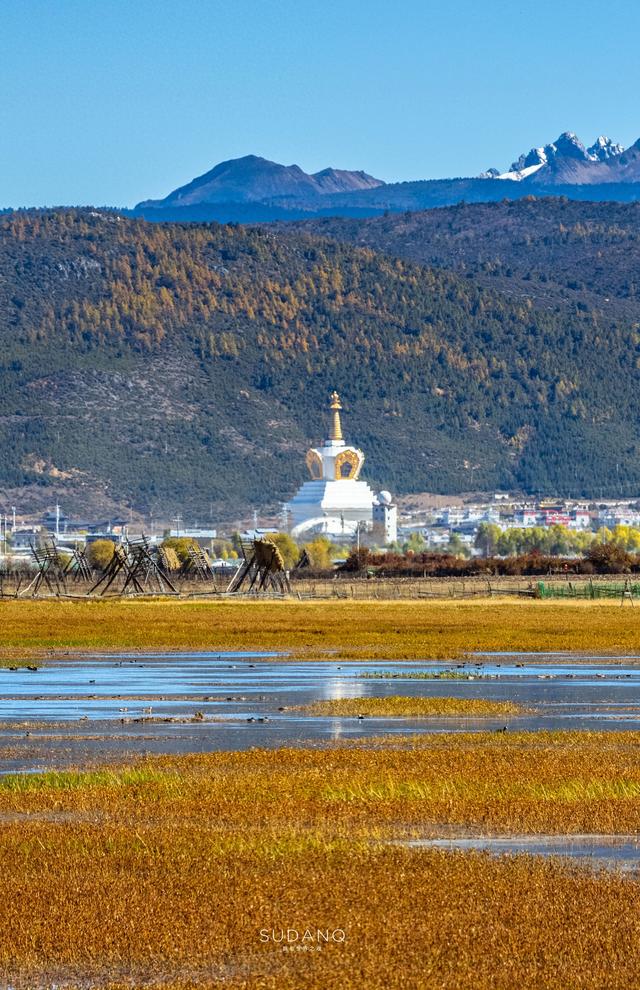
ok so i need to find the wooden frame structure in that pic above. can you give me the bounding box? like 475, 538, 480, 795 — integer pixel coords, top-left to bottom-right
64, 546, 93, 583
88, 536, 178, 597
21, 538, 71, 597
293, 548, 311, 571
179, 544, 216, 583
226, 537, 291, 595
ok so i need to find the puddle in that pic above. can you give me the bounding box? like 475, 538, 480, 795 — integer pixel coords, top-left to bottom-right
403, 834, 640, 871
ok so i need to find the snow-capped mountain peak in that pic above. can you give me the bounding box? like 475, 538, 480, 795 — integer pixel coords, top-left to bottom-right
489, 131, 626, 181
508, 145, 548, 174
587, 135, 625, 161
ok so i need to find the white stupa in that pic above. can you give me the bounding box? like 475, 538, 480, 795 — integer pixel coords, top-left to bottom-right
287, 392, 376, 539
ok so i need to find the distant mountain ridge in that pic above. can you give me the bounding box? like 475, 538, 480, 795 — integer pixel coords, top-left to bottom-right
132, 134, 640, 223
137, 155, 384, 209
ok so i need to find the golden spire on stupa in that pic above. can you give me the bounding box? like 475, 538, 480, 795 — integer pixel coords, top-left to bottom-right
329, 391, 344, 442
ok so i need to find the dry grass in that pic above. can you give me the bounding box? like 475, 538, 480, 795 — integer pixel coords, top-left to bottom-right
295, 695, 524, 717
4, 732, 640, 987
1, 597, 640, 660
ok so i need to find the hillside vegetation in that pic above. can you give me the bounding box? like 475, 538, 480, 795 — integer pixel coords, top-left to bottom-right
288, 198, 640, 320
1, 207, 640, 515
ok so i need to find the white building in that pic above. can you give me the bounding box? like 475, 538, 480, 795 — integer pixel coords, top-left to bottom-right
372, 492, 398, 544
482, 508, 501, 524
513, 508, 538, 527
286, 392, 393, 541
424, 530, 451, 547
440, 507, 464, 527
570, 509, 591, 530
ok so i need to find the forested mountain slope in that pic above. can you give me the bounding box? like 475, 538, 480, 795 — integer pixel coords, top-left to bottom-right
1, 209, 640, 517
286, 198, 640, 323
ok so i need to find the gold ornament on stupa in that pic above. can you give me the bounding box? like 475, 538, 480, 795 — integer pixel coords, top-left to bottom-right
329, 391, 344, 441
303, 390, 364, 481
305, 448, 323, 480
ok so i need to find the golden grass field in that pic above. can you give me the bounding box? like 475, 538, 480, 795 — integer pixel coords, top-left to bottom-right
3, 597, 640, 986
3, 732, 640, 988
295, 695, 524, 717
1, 596, 640, 659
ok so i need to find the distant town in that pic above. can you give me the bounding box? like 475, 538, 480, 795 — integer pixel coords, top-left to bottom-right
398, 494, 640, 556
0, 401, 638, 573
3, 492, 640, 573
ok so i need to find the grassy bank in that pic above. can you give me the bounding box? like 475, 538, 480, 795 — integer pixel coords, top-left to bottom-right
0, 597, 639, 660
3, 732, 640, 988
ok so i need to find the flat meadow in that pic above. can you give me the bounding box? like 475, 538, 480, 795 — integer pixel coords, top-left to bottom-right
3, 732, 640, 988
1, 596, 640, 659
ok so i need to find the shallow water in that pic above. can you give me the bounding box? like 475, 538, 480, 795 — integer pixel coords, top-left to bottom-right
3, 653, 640, 723
403, 834, 640, 872
3, 652, 640, 770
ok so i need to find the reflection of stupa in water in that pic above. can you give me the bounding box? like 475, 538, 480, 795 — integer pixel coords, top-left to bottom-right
286, 391, 396, 541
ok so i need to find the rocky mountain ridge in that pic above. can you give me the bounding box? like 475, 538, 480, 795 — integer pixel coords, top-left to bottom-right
486, 131, 640, 184
131, 135, 640, 223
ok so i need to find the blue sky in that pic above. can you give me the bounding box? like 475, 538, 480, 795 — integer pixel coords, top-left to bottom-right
1, 0, 639, 207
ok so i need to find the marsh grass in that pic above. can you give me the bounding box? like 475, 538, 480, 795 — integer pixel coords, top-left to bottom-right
1, 598, 640, 660
4, 733, 640, 986
0, 766, 174, 793
295, 696, 523, 717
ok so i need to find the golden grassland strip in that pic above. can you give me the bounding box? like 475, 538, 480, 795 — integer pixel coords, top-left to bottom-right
4, 731, 640, 834
3, 732, 640, 988
0, 598, 640, 660
294, 696, 525, 717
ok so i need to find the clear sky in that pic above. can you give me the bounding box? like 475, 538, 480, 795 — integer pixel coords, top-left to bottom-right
1, 0, 639, 207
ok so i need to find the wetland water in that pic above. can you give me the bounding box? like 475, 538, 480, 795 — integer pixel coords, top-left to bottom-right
3, 652, 640, 771
402, 835, 640, 872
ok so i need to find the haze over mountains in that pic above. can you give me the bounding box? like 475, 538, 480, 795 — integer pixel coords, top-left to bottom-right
133, 132, 640, 224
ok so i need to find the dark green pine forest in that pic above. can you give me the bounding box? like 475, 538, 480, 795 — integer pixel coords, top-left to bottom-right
1, 205, 640, 518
